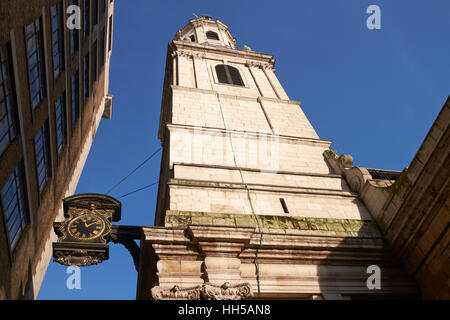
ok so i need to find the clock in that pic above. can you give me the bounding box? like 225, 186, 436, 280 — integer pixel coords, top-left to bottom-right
52, 193, 121, 267
68, 214, 106, 240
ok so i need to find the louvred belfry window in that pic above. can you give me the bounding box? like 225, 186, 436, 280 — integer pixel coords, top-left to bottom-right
206, 31, 219, 40
215, 64, 244, 86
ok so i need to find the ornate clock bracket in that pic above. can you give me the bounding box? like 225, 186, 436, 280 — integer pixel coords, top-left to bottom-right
53, 194, 142, 270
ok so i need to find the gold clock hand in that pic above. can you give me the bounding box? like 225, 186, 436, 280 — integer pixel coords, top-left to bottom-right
85, 222, 98, 228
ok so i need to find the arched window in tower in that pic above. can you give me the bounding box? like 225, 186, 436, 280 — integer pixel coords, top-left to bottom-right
215, 64, 245, 86
206, 31, 220, 40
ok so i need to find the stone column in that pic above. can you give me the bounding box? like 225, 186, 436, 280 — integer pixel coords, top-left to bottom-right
187, 225, 254, 286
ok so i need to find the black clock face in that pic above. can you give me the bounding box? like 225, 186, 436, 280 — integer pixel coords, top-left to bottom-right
68, 214, 106, 240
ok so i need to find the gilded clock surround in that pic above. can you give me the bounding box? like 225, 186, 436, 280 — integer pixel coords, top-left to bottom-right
52, 194, 122, 267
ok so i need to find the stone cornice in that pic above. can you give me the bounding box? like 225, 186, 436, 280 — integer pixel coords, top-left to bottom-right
141, 224, 390, 274
172, 162, 342, 179
247, 232, 383, 249
166, 123, 333, 147
168, 178, 359, 198
257, 95, 300, 105
171, 84, 301, 105
142, 225, 383, 251
164, 210, 381, 238
171, 40, 275, 65
187, 225, 254, 244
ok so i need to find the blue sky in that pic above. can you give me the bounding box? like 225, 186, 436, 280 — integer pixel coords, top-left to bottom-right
38, 0, 450, 299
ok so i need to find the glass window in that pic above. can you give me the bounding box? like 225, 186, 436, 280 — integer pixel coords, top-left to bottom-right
99, 27, 105, 68
83, 55, 89, 99
228, 66, 244, 86
91, 41, 97, 84
216, 64, 228, 84
83, 0, 90, 39
71, 71, 80, 124
215, 64, 244, 86
25, 19, 46, 109
93, 0, 99, 26
101, 0, 106, 14
34, 121, 51, 193
55, 93, 66, 154
108, 16, 113, 51
0, 44, 18, 156
1, 164, 28, 250
69, 0, 79, 57
51, 2, 65, 79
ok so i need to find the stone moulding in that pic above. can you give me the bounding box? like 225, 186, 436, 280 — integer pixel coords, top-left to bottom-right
171, 40, 275, 65
151, 282, 253, 300
164, 210, 381, 238
167, 122, 333, 147
168, 178, 357, 198
139, 225, 418, 299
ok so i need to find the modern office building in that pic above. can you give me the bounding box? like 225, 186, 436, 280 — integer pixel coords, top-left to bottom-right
0, 0, 114, 299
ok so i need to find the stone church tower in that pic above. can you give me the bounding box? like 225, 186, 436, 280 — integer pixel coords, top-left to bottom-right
136, 16, 418, 300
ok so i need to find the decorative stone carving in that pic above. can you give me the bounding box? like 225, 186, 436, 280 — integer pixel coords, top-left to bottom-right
323, 150, 351, 175
245, 61, 275, 71
262, 63, 275, 71
174, 30, 182, 40
217, 25, 228, 32
171, 51, 191, 59
151, 282, 253, 300
245, 61, 258, 68
191, 21, 204, 28
339, 154, 354, 170
202, 282, 253, 300
182, 51, 192, 58
192, 52, 205, 60
323, 150, 373, 193
151, 285, 202, 300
